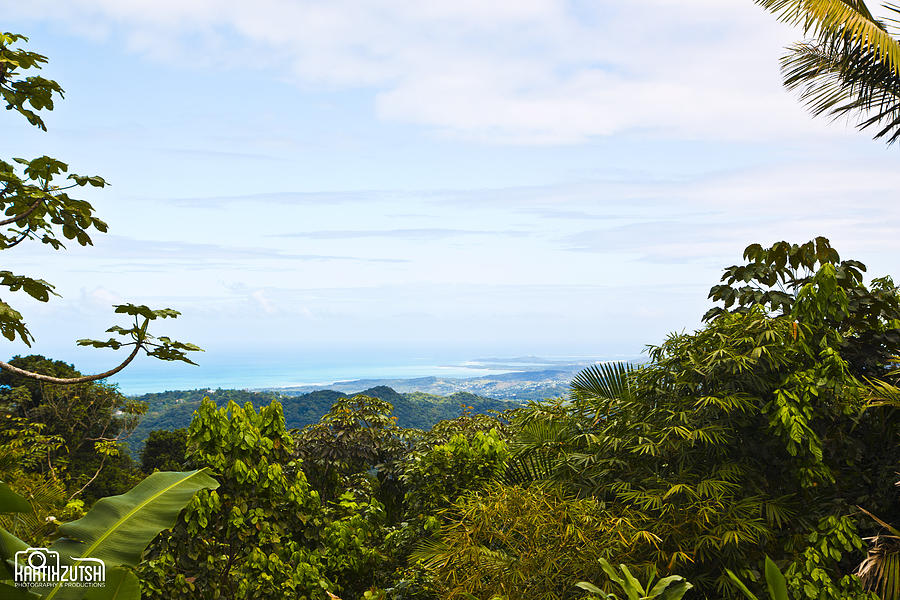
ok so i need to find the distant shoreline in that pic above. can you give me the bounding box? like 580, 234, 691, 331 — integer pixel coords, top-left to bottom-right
114, 355, 644, 396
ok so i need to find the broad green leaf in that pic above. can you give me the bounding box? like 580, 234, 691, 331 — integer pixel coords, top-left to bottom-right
0, 526, 29, 582
661, 581, 693, 600
575, 581, 605, 594
45, 470, 218, 599
648, 575, 688, 598
764, 556, 788, 600
598, 558, 626, 588
83, 567, 140, 600
619, 564, 645, 600
726, 569, 760, 600
0, 582, 42, 599
0, 526, 28, 560
0, 482, 31, 513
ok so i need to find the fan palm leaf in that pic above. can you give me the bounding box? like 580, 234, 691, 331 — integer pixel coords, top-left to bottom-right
857, 537, 900, 600
504, 419, 567, 484
571, 362, 636, 403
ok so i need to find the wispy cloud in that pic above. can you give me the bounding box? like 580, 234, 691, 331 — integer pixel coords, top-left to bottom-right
156, 147, 289, 161
163, 190, 408, 207
273, 228, 529, 240
7, 0, 846, 144
11, 235, 408, 269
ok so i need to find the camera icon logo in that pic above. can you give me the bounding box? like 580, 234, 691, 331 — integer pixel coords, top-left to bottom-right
14, 547, 61, 585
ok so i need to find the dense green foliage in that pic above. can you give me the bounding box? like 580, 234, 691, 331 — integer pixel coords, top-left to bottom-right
128, 389, 285, 457
401, 430, 508, 515
411, 238, 899, 600
140, 429, 188, 473
4, 236, 898, 600
138, 399, 328, 599
0, 356, 147, 506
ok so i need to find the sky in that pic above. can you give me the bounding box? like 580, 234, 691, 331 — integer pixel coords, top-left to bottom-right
3, 1, 900, 391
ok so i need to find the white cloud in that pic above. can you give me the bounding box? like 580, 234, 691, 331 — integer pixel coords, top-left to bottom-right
8, 0, 846, 144
250, 289, 277, 314
86, 287, 125, 307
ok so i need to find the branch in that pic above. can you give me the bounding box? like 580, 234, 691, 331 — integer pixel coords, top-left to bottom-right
0, 342, 141, 384
0, 197, 43, 227
67, 453, 108, 501
4, 225, 31, 249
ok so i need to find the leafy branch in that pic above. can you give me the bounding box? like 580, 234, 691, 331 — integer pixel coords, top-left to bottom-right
0, 32, 202, 384
0, 304, 202, 384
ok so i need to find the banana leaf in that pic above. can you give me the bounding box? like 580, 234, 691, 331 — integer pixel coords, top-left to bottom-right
83, 567, 140, 600
0, 481, 31, 513
42, 469, 218, 600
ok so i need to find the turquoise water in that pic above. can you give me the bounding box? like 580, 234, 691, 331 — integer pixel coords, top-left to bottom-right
101, 352, 617, 395
109, 361, 522, 394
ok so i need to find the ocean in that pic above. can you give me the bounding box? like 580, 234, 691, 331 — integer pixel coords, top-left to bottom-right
102, 352, 618, 395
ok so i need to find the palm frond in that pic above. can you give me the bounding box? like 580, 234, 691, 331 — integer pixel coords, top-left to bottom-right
410, 537, 454, 570
504, 419, 566, 484
863, 378, 900, 408
859, 505, 900, 537
781, 36, 900, 142
503, 451, 556, 485
0, 476, 66, 541
756, 0, 900, 75
571, 362, 636, 402
510, 417, 568, 449
857, 533, 900, 600
856, 504, 900, 600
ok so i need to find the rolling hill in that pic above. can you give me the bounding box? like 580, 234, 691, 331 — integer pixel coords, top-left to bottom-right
126, 386, 519, 457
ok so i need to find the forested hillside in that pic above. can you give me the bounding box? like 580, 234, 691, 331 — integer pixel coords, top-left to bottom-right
127, 386, 517, 456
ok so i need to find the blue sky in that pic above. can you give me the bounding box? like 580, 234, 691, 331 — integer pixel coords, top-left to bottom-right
4, 1, 900, 391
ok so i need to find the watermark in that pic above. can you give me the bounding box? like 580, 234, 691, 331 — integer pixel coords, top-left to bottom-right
13, 548, 105, 588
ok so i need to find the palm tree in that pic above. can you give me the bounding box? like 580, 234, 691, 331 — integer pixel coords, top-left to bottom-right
856, 503, 900, 600
755, 0, 900, 143
854, 377, 900, 600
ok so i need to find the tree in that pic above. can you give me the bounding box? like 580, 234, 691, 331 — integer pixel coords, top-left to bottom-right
754, 0, 900, 144
400, 429, 509, 516
294, 395, 411, 509
704, 236, 900, 377
0, 32, 199, 383
0, 355, 147, 501
138, 398, 329, 600
140, 429, 188, 473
